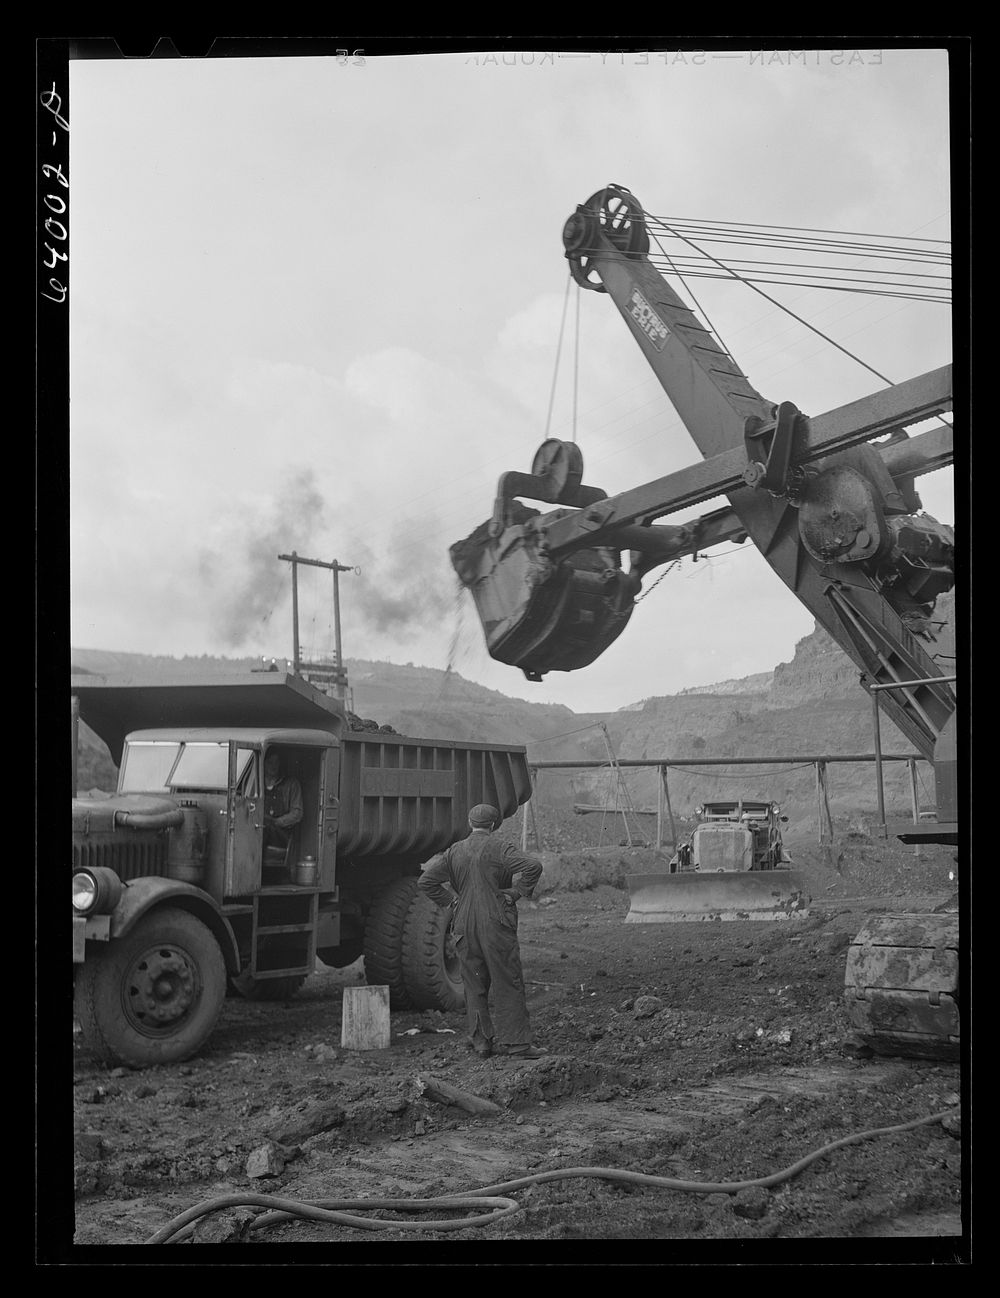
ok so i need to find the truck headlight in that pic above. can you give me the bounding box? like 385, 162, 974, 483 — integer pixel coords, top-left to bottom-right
72, 867, 123, 916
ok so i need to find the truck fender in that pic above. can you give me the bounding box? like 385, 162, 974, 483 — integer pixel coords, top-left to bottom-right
104, 876, 241, 974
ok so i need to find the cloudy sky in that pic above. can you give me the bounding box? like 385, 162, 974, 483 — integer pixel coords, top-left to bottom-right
68, 43, 954, 712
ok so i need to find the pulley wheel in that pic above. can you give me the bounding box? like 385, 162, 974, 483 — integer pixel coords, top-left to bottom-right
596, 185, 649, 257
531, 439, 584, 502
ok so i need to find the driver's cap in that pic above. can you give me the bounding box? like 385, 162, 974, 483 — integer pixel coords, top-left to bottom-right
468, 803, 499, 829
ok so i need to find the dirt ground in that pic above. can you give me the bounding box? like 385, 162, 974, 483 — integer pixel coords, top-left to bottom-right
63, 818, 968, 1264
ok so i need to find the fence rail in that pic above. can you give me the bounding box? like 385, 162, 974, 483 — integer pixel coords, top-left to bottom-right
521, 753, 932, 850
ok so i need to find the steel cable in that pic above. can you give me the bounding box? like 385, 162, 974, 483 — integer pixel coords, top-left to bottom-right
544, 270, 573, 440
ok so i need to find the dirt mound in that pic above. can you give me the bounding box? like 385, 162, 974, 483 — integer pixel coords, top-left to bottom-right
535, 847, 672, 894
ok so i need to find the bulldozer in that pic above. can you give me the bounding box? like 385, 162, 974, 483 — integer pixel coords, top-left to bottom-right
626, 799, 809, 922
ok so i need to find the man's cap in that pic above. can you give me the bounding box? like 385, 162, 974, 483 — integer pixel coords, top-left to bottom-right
468, 803, 499, 828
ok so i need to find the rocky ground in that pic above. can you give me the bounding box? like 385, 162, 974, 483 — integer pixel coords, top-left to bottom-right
62, 816, 968, 1264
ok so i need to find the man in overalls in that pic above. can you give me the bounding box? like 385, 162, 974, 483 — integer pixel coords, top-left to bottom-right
417, 803, 544, 1059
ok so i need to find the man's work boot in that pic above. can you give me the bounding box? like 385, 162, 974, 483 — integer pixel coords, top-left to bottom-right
500, 1044, 546, 1059
470, 1034, 493, 1059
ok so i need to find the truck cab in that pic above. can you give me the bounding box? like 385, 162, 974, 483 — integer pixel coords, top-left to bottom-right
72, 725, 345, 1067
112, 727, 340, 898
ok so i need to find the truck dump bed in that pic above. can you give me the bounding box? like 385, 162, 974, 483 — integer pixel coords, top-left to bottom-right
72, 673, 533, 858
337, 731, 529, 857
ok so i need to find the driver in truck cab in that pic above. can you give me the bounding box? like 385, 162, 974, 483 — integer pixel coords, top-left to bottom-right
263, 752, 303, 851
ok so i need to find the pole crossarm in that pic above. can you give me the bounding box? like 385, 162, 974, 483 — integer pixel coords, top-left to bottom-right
277, 552, 357, 574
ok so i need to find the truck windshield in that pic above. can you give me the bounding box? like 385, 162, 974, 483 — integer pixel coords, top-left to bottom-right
120, 742, 182, 793
170, 742, 231, 790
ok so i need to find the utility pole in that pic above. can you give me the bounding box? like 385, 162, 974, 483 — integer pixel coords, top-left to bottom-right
277, 552, 359, 699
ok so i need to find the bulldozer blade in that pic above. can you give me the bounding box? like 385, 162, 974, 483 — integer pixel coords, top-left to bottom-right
625, 870, 810, 923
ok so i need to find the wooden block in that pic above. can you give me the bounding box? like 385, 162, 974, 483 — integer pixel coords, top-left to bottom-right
341, 985, 391, 1051
418, 1074, 502, 1115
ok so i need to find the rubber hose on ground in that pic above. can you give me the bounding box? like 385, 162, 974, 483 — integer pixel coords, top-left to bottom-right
146, 1108, 953, 1244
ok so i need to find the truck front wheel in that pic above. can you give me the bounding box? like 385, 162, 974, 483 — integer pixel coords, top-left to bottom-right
401, 892, 466, 1012
74, 907, 227, 1068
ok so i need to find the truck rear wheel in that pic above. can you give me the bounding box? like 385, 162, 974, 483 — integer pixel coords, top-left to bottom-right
401, 892, 466, 1012
74, 907, 227, 1068
362, 877, 419, 1009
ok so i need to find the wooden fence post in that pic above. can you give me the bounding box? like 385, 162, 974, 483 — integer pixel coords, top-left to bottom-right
816, 761, 834, 846
661, 765, 677, 849
908, 757, 921, 857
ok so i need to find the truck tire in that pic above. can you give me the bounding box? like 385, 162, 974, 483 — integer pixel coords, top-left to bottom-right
229, 972, 307, 1001
74, 907, 227, 1068
401, 892, 466, 1013
362, 877, 419, 1009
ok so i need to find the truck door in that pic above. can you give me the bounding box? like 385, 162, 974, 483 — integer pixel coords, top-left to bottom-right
226, 744, 262, 896
318, 744, 340, 890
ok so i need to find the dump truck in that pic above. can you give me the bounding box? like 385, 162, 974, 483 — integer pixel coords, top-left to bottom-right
71, 671, 531, 1068
450, 184, 959, 1059
626, 800, 807, 923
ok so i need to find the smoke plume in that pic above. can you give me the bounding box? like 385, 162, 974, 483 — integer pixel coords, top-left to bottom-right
348, 526, 455, 636
199, 470, 324, 649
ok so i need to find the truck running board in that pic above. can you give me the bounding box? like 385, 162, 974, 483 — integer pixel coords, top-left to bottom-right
625, 870, 810, 923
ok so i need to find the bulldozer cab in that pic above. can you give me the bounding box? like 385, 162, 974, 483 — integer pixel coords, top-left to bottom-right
685, 800, 787, 873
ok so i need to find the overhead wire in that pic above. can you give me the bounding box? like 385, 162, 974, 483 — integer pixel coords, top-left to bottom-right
646, 244, 950, 280
630, 208, 951, 305
647, 210, 950, 243
645, 270, 948, 304
531, 721, 610, 743
648, 247, 949, 276
649, 245, 950, 272
642, 221, 895, 385
646, 214, 950, 258
645, 268, 950, 302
